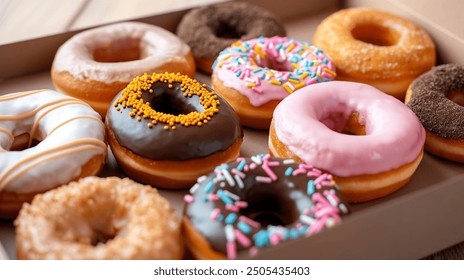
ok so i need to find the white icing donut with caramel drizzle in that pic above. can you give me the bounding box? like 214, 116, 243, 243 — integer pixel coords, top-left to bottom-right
0, 89, 107, 193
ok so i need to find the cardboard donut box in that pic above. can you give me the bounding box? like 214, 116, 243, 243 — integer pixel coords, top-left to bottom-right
1, 0, 463, 259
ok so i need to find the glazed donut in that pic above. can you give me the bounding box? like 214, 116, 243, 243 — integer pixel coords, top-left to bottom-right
106, 72, 243, 189
406, 64, 464, 163
51, 21, 195, 117
313, 8, 436, 100
212, 36, 336, 129
0, 90, 106, 219
176, 2, 286, 74
183, 154, 350, 259
269, 81, 425, 203
15, 176, 183, 259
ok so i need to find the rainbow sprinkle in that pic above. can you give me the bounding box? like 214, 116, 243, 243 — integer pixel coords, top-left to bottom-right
212, 36, 336, 96
184, 154, 350, 259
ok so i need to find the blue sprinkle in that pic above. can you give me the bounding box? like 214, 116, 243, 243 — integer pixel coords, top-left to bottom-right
237, 221, 252, 234
285, 167, 293, 176
212, 59, 218, 70
334, 184, 340, 190
218, 214, 224, 221
205, 181, 215, 193
225, 213, 238, 224
253, 230, 270, 248
252, 68, 263, 73
324, 78, 331, 82
260, 73, 266, 79
203, 196, 208, 202
243, 55, 249, 61
309, 61, 314, 67
299, 225, 309, 234
278, 78, 284, 83
235, 70, 242, 77
323, 58, 328, 64
310, 72, 316, 78
315, 49, 323, 54
307, 180, 315, 195
237, 160, 247, 172
217, 189, 234, 205
259, 36, 264, 43
289, 229, 300, 239
317, 76, 322, 83
276, 43, 284, 50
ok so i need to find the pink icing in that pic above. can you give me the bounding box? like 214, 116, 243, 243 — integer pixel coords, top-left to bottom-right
212, 36, 336, 107
273, 81, 425, 177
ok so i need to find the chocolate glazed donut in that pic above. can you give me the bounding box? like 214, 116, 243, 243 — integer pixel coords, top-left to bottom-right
182, 154, 350, 259
176, 1, 286, 74
106, 73, 243, 188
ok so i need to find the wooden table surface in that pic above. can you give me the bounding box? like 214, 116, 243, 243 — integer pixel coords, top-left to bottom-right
0, 0, 463, 260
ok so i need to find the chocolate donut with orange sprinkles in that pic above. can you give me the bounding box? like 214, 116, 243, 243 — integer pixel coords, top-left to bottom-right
106, 72, 243, 189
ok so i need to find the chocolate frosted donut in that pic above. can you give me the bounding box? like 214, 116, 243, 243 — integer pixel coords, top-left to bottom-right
406, 64, 464, 162
182, 154, 350, 259
176, 2, 286, 74
106, 72, 243, 188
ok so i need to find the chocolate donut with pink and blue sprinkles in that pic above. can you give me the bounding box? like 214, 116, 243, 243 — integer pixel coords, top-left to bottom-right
182, 154, 350, 259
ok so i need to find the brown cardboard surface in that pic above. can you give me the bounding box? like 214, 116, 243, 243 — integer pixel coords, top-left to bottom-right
1, 0, 464, 260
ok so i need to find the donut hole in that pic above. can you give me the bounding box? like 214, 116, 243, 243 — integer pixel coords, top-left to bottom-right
91, 230, 116, 246
210, 20, 246, 39
147, 83, 204, 115
321, 112, 366, 136
447, 91, 464, 107
241, 188, 298, 227
351, 24, 400, 46
10, 133, 40, 151
92, 38, 142, 63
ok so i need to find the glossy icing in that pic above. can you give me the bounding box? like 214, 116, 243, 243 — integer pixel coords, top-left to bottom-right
273, 81, 425, 177
52, 22, 191, 83
212, 36, 336, 106
0, 90, 107, 193
184, 155, 350, 259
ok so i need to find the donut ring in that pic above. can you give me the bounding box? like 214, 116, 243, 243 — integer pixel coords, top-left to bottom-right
106, 72, 243, 189
0, 90, 107, 219
270, 81, 425, 202
313, 8, 436, 100
176, 2, 286, 74
212, 36, 336, 129
52, 22, 195, 117
406, 64, 464, 162
182, 154, 350, 259
15, 177, 183, 259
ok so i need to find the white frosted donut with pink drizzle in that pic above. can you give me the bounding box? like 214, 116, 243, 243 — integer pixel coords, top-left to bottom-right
269, 81, 425, 202
212, 36, 336, 129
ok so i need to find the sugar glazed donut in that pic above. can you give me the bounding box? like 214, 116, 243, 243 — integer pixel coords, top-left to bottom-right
15, 177, 183, 259
0, 90, 107, 219
212, 36, 336, 129
51, 22, 195, 117
106, 72, 243, 189
176, 1, 286, 74
183, 154, 350, 259
406, 64, 464, 163
270, 81, 425, 203
313, 8, 436, 100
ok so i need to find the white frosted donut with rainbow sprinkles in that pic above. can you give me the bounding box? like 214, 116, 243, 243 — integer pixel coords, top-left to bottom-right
212, 36, 336, 129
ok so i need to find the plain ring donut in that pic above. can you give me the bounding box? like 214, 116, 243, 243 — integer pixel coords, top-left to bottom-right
313, 8, 436, 100
182, 154, 350, 259
51, 21, 196, 117
15, 177, 183, 259
0, 90, 107, 219
406, 64, 464, 163
269, 81, 425, 202
176, 1, 286, 74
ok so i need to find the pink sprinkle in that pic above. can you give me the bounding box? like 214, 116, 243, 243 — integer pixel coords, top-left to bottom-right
214, 169, 223, 175
227, 241, 237, 259
184, 194, 194, 204
270, 233, 281, 245
210, 208, 221, 220
282, 72, 290, 81
244, 165, 249, 172
226, 204, 239, 212
262, 154, 271, 161
255, 77, 261, 86
304, 209, 311, 215
315, 207, 338, 218
252, 87, 263, 94
249, 163, 257, 170
296, 223, 303, 230
292, 168, 306, 176
249, 246, 259, 257
307, 219, 325, 236
232, 168, 246, 179
235, 201, 249, 208
208, 194, 219, 201
262, 163, 278, 181
307, 77, 318, 85
236, 157, 245, 162
256, 176, 272, 183
307, 171, 321, 177
314, 174, 328, 185
301, 163, 314, 169
234, 229, 252, 247
239, 216, 261, 229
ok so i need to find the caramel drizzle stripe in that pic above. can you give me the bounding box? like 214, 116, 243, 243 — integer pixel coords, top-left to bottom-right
46, 115, 103, 138
0, 144, 105, 192
0, 138, 107, 190
0, 97, 89, 121
0, 127, 14, 141
27, 100, 97, 147
0, 89, 47, 101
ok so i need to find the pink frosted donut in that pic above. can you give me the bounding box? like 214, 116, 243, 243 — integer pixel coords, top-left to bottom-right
269, 81, 425, 202
212, 36, 336, 129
